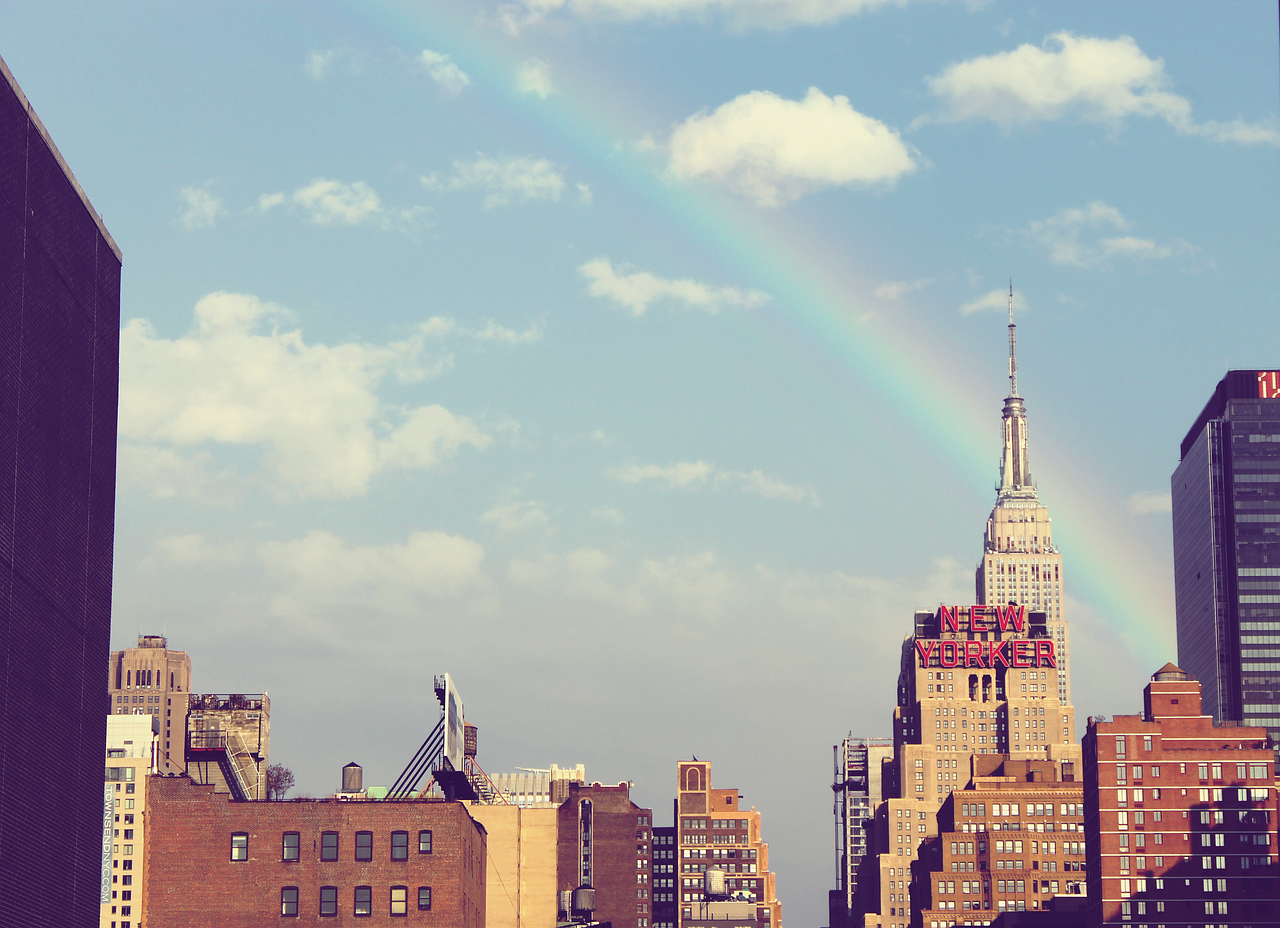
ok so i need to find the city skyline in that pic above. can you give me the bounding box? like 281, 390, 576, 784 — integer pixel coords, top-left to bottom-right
3, 3, 1278, 925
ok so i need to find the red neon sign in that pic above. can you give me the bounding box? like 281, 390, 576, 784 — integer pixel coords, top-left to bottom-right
1259, 371, 1280, 399
915, 604, 1056, 668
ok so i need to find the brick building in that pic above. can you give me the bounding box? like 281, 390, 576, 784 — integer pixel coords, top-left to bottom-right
1083, 663, 1278, 926
851, 796, 937, 928
675, 761, 782, 928
108, 635, 191, 775
914, 756, 1085, 927
557, 781, 654, 927
0, 51, 122, 928
187, 692, 271, 800
143, 775, 486, 926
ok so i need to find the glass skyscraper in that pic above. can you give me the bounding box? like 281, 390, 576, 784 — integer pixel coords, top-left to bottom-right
1172, 369, 1280, 751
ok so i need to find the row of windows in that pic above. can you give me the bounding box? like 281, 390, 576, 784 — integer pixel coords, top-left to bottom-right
279, 885, 430, 916
232, 830, 433, 862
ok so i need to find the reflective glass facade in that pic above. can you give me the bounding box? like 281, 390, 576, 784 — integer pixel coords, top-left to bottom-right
1172, 370, 1280, 752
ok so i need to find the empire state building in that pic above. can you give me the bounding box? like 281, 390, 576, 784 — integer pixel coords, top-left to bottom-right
974, 292, 1070, 706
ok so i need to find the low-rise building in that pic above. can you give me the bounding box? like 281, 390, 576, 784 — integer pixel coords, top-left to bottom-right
1083, 663, 1278, 926
143, 775, 486, 927
914, 756, 1084, 928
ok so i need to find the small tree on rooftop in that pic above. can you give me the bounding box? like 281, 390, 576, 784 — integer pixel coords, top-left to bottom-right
267, 764, 295, 800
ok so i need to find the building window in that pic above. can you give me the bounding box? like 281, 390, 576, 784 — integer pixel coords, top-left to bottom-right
282, 832, 300, 862
319, 886, 338, 917
418, 887, 432, 911
354, 886, 372, 916
391, 831, 409, 860
419, 830, 433, 854
391, 886, 408, 916
281, 887, 299, 917
230, 833, 248, 861
321, 832, 339, 861
355, 831, 373, 861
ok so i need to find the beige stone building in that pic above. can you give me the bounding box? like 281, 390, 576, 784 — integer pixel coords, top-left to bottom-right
467, 804, 560, 928
100, 715, 158, 928
108, 635, 191, 776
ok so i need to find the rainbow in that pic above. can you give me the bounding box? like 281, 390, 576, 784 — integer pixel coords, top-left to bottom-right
339, 0, 1175, 668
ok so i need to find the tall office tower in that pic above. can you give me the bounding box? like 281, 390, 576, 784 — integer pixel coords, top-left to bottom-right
675, 761, 782, 928
974, 296, 1070, 705
1083, 663, 1277, 927
1171, 369, 1280, 751
108, 635, 192, 775
0, 54, 121, 928
894, 606, 1079, 808
832, 737, 894, 925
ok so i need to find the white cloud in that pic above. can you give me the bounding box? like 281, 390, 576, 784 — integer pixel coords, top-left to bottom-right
874, 278, 931, 301
589, 507, 624, 524
611, 459, 818, 504
613, 460, 714, 488
924, 32, 1280, 145
515, 58, 554, 98
482, 500, 550, 533
179, 185, 225, 229
499, 0, 904, 32
422, 155, 567, 208
1127, 491, 1172, 515
419, 50, 471, 95
668, 87, 916, 206
261, 530, 488, 619
579, 258, 767, 316
304, 49, 338, 80
576, 183, 593, 205
1024, 201, 1196, 268
119, 292, 491, 499
257, 192, 286, 212
145, 534, 242, 569
960, 288, 1026, 316
290, 178, 424, 228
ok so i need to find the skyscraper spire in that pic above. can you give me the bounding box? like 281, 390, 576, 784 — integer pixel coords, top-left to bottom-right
1008, 279, 1018, 398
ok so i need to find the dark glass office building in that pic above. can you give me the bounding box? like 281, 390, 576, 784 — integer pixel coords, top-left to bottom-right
1171, 370, 1280, 752
0, 55, 121, 926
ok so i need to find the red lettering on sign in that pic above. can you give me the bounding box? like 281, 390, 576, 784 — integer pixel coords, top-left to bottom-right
988, 639, 1010, 667
970, 605, 988, 632
939, 605, 959, 633
964, 640, 986, 667
997, 604, 1027, 633
916, 640, 937, 666
1036, 639, 1057, 668
939, 640, 959, 668
1011, 640, 1032, 668
1259, 371, 1280, 399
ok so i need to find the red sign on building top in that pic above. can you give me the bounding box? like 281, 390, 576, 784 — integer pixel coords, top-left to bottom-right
1258, 371, 1280, 399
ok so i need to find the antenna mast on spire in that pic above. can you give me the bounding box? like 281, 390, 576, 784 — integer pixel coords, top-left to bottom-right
1007, 278, 1018, 397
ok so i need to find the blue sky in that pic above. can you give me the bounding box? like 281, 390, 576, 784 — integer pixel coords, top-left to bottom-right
5, 1, 1278, 922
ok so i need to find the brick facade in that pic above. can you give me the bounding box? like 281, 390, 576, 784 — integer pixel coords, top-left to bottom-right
144, 776, 486, 927
915, 757, 1084, 926
1083, 664, 1278, 926
557, 782, 654, 927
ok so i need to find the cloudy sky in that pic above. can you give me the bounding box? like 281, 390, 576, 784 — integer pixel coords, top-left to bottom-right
6, 1, 1278, 922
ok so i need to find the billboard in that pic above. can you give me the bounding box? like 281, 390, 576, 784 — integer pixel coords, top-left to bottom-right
442, 673, 465, 772
916, 604, 1057, 669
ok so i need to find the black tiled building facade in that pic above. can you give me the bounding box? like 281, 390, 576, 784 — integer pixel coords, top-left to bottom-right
1172, 370, 1280, 751
0, 54, 121, 926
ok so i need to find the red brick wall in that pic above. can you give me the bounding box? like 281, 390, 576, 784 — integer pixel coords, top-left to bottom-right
557, 784, 652, 928
144, 776, 486, 927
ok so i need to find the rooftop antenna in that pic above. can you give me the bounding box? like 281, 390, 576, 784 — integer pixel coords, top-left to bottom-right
1007, 278, 1018, 397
